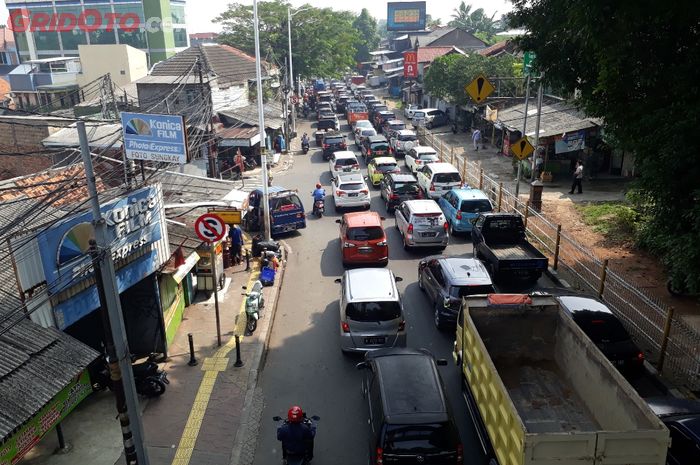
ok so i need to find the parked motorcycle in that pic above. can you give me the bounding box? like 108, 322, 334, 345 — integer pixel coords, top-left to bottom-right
242, 280, 265, 334
272, 413, 320, 465
92, 353, 169, 397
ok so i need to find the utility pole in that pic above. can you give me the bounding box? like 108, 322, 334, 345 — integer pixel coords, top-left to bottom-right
254, 0, 272, 241
530, 75, 544, 181
78, 121, 150, 465
197, 60, 217, 179
515, 74, 531, 197
287, 7, 296, 137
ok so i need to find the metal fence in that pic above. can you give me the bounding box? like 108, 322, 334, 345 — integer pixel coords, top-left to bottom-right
416, 127, 700, 391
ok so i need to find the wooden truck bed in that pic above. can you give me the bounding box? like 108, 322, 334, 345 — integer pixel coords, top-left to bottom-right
489, 243, 539, 260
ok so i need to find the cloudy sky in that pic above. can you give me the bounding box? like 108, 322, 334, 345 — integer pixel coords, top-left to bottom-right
1, 0, 513, 34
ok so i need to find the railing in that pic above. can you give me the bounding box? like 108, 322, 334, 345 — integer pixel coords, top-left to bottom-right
416, 126, 700, 391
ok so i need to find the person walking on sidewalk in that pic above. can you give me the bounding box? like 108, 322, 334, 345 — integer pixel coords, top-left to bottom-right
229, 224, 243, 265
472, 128, 482, 151
569, 160, 584, 194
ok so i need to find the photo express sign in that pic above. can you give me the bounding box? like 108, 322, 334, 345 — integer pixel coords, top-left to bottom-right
121, 112, 186, 164
36, 186, 163, 329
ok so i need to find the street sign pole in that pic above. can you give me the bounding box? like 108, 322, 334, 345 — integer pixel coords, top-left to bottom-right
211, 242, 222, 347
515, 73, 532, 197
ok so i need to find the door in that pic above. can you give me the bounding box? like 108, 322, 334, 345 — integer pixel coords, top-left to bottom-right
440, 192, 457, 223
395, 203, 409, 235
425, 259, 445, 303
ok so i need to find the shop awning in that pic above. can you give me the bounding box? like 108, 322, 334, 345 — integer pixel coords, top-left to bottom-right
217, 126, 261, 147
495, 99, 601, 138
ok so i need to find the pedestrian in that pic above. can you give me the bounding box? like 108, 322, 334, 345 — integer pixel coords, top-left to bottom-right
569, 160, 584, 194
229, 224, 243, 265
472, 128, 482, 151
534, 152, 544, 180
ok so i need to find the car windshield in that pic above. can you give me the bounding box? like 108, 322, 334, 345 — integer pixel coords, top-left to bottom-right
389, 123, 406, 130
373, 105, 388, 112
573, 311, 631, 343
347, 226, 384, 241
335, 158, 357, 167
270, 194, 302, 212
346, 301, 400, 322
460, 199, 492, 213
414, 112, 426, 118
339, 182, 364, 191
370, 142, 390, 151
325, 137, 344, 144
434, 173, 461, 183
362, 130, 376, 136
394, 182, 419, 193
399, 134, 417, 142
449, 285, 495, 298
383, 423, 459, 454
376, 163, 398, 173
418, 153, 437, 159
318, 121, 335, 129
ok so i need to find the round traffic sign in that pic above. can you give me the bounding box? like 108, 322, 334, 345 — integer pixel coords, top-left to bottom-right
194, 213, 227, 243
291, 96, 299, 105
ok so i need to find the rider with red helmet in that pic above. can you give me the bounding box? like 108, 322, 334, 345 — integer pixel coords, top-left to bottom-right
277, 405, 316, 461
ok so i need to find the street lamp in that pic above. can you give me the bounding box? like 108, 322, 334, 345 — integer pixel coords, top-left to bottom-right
287, 6, 310, 136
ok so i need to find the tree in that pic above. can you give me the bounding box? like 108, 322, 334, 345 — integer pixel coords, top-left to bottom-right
353, 9, 379, 64
214, 1, 359, 79
509, 0, 700, 292
425, 14, 442, 30
448, 2, 502, 40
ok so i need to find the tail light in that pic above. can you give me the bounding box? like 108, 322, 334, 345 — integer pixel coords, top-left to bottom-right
341, 321, 350, 332
392, 168, 401, 173
444, 221, 449, 231
377, 240, 387, 246
340, 143, 347, 149
343, 242, 356, 248
430, 183, 436, 192
416, 190, 424, 199
398, 320, 405, 331
389, 193, 399, 200
407, 224, 413, 234
637, 351, 645, 362
367, 149, 372, 156
388, 148, 393, 154
296, 213, 303, 218
336, 190, 344, 196
353, 164, 359, 169
323, 144, 329, 148
361, 189, 369, 194
457, 444, 463, 463
456, 211, 462, 220
376, 447, 383, 465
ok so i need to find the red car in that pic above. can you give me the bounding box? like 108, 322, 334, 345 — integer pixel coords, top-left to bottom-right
336, 212, 388, 266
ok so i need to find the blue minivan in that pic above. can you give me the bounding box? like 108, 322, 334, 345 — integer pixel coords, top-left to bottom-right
438, 188, 493, 235
243, 186, 306, 236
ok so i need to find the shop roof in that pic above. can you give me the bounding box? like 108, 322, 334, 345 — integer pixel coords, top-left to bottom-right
42, 122, 123, 149
495, 99, 601, 138
417, 46, 466, 64
218, 102, 284, 130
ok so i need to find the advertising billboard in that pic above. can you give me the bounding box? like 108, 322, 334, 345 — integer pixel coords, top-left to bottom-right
387, 2, 426, 31
403, 51, 418, 78
121, 112, 187, 164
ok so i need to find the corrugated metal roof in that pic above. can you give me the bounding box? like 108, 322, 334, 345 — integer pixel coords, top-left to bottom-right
218, 101, 284, 130
496, 99, 601, 138
42, 122, 123, 149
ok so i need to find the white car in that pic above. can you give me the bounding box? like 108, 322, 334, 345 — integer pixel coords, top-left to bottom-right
405, 146, 439, 174
329, 151, 360, 178
333, 173, 371, 210
404, 104, 421, 119
416, 162, 462, 199
389, 129, 419, 157
353, 119, 373, 133
355, 127, 377, 147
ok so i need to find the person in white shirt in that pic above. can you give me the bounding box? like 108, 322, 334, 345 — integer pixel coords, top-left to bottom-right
472, 128, 481, 151
569, 160, 584, 194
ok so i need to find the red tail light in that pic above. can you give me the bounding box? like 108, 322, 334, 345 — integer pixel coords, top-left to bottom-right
416, 159, 422, 165
407, 224, 413, 234
456, 211, 462, 220
444, 222, 449, 231
336, 190, 344, 196
341, 321, 350, 332
398, 320, 405, 331
457, 444, 463, 463
376, 447, 383, 465
361, 189, 369, 194
296, 213, 303, 218
323, 144, 329, 148
353, 164, 359, 169
367, 149, 372, 156
389, 193, 399, 200
416, 190, 424, 199
388, 148, 393, 154
637, 351, 645, 362
430, 183, 435, 191
341, 143, 347, 149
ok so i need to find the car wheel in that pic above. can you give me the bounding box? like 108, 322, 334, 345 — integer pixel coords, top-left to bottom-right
426, 122, 433, 129
402, 232, 410, 251
385, 199, 392, 213
448, 222, 455, 236
434, 305, 444, 330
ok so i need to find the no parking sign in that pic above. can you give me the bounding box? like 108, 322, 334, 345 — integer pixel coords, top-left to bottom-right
194, 213, 226, 243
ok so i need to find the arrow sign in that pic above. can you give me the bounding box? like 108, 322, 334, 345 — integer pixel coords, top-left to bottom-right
194, 213, 227, 243
465, 74, 495, 104
510, 137, 535, 160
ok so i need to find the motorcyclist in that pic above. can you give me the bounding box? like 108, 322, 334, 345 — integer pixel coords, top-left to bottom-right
277, 406, 316, 461
301, 133, 310, 147
312, 183, 325, 202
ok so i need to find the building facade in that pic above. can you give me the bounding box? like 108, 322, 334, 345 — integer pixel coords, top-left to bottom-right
6, 0, 188, 66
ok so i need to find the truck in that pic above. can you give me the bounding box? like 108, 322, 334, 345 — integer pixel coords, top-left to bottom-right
350, 75, 365, 86
472, 212, 548, 284
453, 294, 670, 465
346, 103, 369, 126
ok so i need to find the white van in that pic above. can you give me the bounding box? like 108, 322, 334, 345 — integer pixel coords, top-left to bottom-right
416, 162, 462, 199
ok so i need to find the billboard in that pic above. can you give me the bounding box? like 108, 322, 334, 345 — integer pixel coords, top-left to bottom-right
121, 112, 187, 164
403, 51, 418, 78
387, 2, 426, 31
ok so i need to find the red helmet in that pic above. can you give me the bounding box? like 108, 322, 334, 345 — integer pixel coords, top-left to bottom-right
288, 405, 303, 423
316, 183, 322, 189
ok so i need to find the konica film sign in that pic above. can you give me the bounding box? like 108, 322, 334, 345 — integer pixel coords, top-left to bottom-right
121, 112, 187, 164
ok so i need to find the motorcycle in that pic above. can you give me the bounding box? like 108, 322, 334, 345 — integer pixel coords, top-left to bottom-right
311, 195, 325, 218
272, 414, 320, 465
301, 141, 310, 154
92, 353, 169, 397
242, 280, 265, 334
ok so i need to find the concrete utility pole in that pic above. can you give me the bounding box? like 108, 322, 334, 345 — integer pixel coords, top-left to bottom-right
515, 74, 531, 197
253, 0, 272, 241
198, 60, 217, 179
77, 121, 150, 465
530, 76, 544, 181
287, 7, 309, 137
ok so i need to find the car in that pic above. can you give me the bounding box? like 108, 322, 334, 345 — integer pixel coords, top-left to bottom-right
382, 119, 406, 139
405, 146, 439, 173
317, 116, 339, 133
367, 156, 399, 187
416, 162, 462, 199
336, 268, 406, 353
354, 127, 377, 147
379, 173, 423, 212
394, 199, 449, 250
403, 103, 421, 119
332, 172, 371, 210
352, 119, 373, 133
359, 90, 375, 101
438, 188, 493, 235
373, 110, 396, 130
321, 131, 347, 160
361, 135, 391, 161
412, 108, 449, 129
316, 101, 333, 116
418, 256, 494, 329
367, 103, 388, 122
356, 348, 463, 465
329, 150, 360, 178
389, 129, 419, 158
645, 397, 700, 465
336, 211, 388, 266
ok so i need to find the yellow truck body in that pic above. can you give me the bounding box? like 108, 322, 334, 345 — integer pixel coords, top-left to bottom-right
454, 294, 670, 465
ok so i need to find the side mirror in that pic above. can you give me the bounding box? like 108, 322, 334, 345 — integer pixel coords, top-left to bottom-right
394, 276, 404, 282
335, 219, 341, 224
334, 278, 342, 284
273, 416, 282, 421
355, 361, 368, 370
436, 359, 448, 366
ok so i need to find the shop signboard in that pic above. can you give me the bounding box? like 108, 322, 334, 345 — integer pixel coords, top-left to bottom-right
555, 130, 586, 153
403, 51, 418, 78
0, 371, 92, 465
121, 112, 186, 164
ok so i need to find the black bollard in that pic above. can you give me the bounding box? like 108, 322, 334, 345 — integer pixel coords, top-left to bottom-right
187, 333, 198, 366
245, 248, 251, 271
234, 335, 244, 367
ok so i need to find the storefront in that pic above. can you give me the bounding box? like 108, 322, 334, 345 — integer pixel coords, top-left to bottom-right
158, 248, 199, 345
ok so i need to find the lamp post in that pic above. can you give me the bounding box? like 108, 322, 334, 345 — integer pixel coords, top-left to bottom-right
253, 0, 271, 241
287, 7, 309, 137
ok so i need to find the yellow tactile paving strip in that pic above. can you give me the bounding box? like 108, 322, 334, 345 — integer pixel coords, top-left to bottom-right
171, 233, 261, 465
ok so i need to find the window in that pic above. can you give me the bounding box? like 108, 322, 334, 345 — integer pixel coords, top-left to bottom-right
171, 4, 186, 24
450, 285, 495, 298
346, 301, 401, 322
269, 194, 301, 211
61, 30, 88, 50
383, 423, 459, 454
393, 182, 419, 194
572, 311, 631, 344
347, 227, 384, 241
339, 182, 363, 191
34, 31, 61, 51
376, 163, 398, 173
118, 30, 148, 49
433, 172, 461, 183
89, 29, 117, 45
399, 134, 417, 142
174, 28, 188, 47
667, 424, 700, 463
460, 199, 492, 213
429, 263, 445, 286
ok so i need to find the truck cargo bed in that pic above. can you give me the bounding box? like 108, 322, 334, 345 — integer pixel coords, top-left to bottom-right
489, 243, 539, 260
497, 360, 599, 433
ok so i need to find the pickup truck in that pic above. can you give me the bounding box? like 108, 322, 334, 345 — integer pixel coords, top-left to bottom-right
472, 212, 548, 284
453, 294, 670, 465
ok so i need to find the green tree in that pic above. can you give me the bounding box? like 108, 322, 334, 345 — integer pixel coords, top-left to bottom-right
449, 2, 502, 40
509, 0, 700, 292
214, 1, 359, 79
425, 14, 442, 30
353, 9, 379, 64
423, 53, 518, 105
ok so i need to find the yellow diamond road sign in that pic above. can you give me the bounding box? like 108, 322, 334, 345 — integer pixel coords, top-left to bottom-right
465, 74, 495, 104
511, 137, 535, 160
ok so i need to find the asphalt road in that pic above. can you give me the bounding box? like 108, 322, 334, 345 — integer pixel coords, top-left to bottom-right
252, 115, 559, 465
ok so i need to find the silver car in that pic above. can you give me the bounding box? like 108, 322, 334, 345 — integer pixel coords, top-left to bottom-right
336, 268, 406, 353
395, 199, 449, 250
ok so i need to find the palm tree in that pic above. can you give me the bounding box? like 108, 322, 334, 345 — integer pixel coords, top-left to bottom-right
448, 2, 473, 31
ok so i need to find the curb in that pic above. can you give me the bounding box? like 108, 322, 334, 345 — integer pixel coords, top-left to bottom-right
544, 266, 570, 288
228, 241, 290, 465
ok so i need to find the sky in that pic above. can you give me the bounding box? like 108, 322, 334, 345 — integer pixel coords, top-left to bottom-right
0, 0, 513, 34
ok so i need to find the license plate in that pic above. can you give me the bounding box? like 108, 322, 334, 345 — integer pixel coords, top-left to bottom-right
343, 167, 351, 172
349, 193, 358, 197
364, 337, 385, 345
421, 232, 436, 237
283, 225, 294, 232
359, 248, 373, 254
